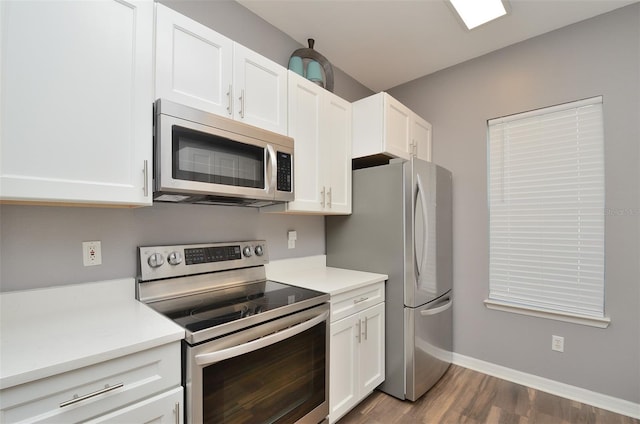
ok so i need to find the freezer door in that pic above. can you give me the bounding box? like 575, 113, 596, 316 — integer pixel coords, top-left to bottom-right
408, 159, 453, 307
405, 294, 453, 402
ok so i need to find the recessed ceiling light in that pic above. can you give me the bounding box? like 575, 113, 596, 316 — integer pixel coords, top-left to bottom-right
449, 0, 508, 30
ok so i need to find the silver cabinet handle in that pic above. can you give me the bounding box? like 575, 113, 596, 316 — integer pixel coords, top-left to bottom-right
142, 160, 149, 197
364, 316, 368, 341
327, 186, 332, 208
320, 186, 326, 208
174, 401, 180, 424
356, 319, 361, 344
59, 383, 124, 408
239, 89, 245, 118
226, 84, 233, 115
353, 297, 369, 304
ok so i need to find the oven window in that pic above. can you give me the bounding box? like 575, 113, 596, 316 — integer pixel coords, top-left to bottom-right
202, 322, 326, 424
173, 125, 264, 189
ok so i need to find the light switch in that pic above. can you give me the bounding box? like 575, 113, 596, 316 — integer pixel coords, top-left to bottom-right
288, 230, 297, 249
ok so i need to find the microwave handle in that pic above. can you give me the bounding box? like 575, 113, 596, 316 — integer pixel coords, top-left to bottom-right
266, 144, 277, 195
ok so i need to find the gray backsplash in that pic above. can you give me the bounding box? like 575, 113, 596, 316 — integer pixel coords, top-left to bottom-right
0, 203, 324, 291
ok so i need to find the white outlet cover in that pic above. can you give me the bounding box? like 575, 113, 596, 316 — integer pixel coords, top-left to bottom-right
552, 335, 564, 352
83, 241, 102, 266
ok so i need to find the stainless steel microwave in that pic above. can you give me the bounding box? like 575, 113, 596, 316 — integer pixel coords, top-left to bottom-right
153, 99, 294, 207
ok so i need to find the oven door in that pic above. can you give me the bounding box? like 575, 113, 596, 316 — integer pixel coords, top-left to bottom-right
185, 304, 330, 424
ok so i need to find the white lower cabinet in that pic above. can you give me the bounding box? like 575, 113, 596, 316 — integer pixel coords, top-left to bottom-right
86, 387, 183, 424
329, 284, 385, 423
0, 342, 182, 424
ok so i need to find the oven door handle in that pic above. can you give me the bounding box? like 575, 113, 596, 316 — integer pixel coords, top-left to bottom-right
195, 310, 329, 366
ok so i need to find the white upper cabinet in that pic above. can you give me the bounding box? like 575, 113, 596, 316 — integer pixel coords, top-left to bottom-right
154, 4, 288, 135
321, 94, 352, 214
412, 114, 433, 162
233, 44, 288, 135
262, 72, 351, 215
352, 92, 432, 162
382, 96, 413, 159
0, 0, 154, 206
155, 3, 233, 117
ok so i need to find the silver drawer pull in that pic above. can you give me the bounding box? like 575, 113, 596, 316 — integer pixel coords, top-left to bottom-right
353, 297, 369, 304
174, 401, 181, 424
59, 382, 124, 408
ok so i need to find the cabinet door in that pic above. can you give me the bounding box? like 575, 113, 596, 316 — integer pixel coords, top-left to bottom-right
359, 302, 385, 394
384, 96, 412, 160
329, 314, 359, 423
321, 94, 352, 214
0, 0, 153, 206
155, 3, 233, 118
412, 115, 432, 162
285, 72, 323, 212
233, 44, 287, 135
87, 387, 183, 424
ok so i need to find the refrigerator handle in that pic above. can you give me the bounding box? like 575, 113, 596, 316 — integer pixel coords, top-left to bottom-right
415, 174, 429, 278
420, 297, 453, 316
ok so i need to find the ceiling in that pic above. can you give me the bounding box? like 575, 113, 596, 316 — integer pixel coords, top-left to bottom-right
237, 0, 638, 92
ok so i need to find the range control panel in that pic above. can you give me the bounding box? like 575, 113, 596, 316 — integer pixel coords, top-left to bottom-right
138, 240, 268, 282
184, 245, 242, 265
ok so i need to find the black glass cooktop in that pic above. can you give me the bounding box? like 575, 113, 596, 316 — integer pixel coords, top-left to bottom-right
147, 279, 327, 342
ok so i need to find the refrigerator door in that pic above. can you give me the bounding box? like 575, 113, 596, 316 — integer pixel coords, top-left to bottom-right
406, 159, 453, 308
405, 294, 453, 401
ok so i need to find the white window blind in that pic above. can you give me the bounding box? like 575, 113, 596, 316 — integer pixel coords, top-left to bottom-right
487, 97, 605, 318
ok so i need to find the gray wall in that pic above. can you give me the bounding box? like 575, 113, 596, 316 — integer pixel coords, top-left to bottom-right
0, 0, 371, 291
389, 4, 640, 404
0, 204, 324, 290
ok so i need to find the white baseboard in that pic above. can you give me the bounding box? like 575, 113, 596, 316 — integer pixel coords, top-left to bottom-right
452, 353, 640, 420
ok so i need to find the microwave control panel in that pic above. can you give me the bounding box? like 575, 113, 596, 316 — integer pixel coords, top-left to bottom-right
276, 152, 292, 192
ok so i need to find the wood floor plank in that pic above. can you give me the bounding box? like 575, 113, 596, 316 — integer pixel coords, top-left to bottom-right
337, 365, 639, 424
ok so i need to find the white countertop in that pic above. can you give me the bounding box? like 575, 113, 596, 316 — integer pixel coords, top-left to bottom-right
266, 255, 388, 296
0, 278, 184, 390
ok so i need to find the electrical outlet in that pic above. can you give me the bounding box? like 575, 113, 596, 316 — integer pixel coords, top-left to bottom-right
82, 241, 102, 266
552, 335, 564, 352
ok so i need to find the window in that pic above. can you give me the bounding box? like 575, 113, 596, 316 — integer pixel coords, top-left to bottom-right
485, 97, 609, 327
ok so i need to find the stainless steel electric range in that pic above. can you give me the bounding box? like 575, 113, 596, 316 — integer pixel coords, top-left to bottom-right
137, 240, 330, 424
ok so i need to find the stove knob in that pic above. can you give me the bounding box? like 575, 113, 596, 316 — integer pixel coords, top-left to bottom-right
147, 253, 164, 268
254, 245, 264, 256
168, 251, 183, 265
242, 246, 253, 257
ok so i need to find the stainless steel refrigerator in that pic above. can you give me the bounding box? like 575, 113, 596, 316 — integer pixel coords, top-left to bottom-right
326, 157, 452, 401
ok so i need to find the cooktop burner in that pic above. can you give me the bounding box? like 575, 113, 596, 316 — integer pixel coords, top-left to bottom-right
160, 280, 322, 330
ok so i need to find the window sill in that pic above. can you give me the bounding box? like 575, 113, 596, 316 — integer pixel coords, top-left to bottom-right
484, 299, 611, 328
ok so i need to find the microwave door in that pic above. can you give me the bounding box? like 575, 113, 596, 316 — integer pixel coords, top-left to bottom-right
157, 114, 268, 199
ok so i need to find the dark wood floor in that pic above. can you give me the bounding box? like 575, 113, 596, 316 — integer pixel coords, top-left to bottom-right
337, 365, 639, 424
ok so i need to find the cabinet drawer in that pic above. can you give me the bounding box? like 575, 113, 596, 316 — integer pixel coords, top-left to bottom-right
0, 342, 180, 424
86, 386, 183, 424
331, 281, 385, 322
